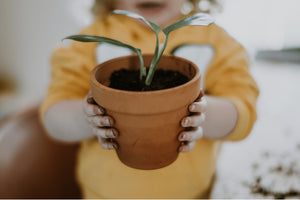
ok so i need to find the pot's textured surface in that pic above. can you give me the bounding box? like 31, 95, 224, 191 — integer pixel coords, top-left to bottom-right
90, 55, 201, 169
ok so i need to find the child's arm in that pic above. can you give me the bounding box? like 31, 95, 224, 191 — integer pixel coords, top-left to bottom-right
178, 24, 259, 152
43, 92, 118, 149
40, 23, 120, 148
200, 95, 238, 139
178, 94, 238, 152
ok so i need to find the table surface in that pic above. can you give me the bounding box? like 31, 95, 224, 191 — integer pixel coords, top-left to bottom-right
211, 60, 300, 198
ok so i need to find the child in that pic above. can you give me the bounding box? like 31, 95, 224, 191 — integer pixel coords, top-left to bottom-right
41, 0, 259, 198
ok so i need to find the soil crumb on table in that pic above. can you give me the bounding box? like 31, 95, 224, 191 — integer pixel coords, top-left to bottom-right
247, 145, 300, 199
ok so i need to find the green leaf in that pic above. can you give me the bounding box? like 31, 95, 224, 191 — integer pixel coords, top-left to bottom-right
111, 10, 161, 33
64, 35, 137, 51
64, 34, 146, 79
111, 10, 162, 75
145, 13, 214, 85
163, 13, 214, 36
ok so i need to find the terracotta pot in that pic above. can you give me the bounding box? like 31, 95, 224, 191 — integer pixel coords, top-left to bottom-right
90, 54, 201, 170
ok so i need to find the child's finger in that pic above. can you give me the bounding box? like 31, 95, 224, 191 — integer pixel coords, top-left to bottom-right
97, 137, 119, 150
92, 127, 118, 138
194, 90, 205, 102
85, 115, 114, 127
87, 96, 97, 105
178, 141, 195, 153
178, 127, 203, 142
181, 113, 205, 127
85, 90, 95, 103
84, 103, 105, 116
189, 97, 207, 113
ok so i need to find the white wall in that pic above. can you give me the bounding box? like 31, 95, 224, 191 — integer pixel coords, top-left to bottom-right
0, 0, 93, 107
216, 0, 300, 52
1, 0, 299, 112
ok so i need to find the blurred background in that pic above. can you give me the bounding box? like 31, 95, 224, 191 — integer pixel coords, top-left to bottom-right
0, 0, 300, 198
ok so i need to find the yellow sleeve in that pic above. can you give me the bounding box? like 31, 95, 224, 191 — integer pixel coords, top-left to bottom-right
40, 26, 98, 119
205, 24, 259, 141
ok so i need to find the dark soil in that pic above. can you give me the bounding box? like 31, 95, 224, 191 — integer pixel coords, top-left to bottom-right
109, 69, 189, 91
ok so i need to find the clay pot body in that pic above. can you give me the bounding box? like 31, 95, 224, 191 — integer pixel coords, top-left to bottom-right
90, 55, 201, 170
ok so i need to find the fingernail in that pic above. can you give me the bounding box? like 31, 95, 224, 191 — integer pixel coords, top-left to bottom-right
87, 97, 96, 104
113, 143, 119, 150
111, 130, 116, 137
112, 129, 118, 137
98, 108, 103, 114
182, 118, 190, 127
189, 105, 196, 112
181, 134, 186, 140
105, 118, 111, 126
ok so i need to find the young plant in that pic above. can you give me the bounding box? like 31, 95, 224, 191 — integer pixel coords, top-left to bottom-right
64, 10, 214, 86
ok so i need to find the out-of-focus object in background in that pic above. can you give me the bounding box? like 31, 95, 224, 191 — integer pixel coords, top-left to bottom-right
0, 73, 15, 95
0, 72, 16, 121
0, 105, 81, 199
256, 47, 300, 63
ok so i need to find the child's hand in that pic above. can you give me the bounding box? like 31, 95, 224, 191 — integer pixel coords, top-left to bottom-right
179, 91, 207, 153
83, 91, 119, 150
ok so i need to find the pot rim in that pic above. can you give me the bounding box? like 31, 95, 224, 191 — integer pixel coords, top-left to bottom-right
90, 54, 200, 95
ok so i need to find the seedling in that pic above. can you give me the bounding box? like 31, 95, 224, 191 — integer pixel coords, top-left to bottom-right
64, 10, 214, 86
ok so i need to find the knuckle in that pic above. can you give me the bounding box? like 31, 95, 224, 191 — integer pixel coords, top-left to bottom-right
97, 137, 104, 145
180, 144, 190, 153
197, 127, 204, 137
85, 116, 93, 124
92, 106, 99, 115
98, 139, 109, 149
92, 127, 103, 137
193, 130, 202, 140
100, 143, 109, 150
194, 104, 202, 112
92, 116, 102, 126
93, 127, 114, 139
189, 142, 195, 149
195, 114, 205, 126
86, 105, 94, 116
102, 142, 115, 150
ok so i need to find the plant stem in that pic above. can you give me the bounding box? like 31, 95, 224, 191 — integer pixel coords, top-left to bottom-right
147, 32, 160, 76
136, 49, 146, 80
145, 35, 169, 86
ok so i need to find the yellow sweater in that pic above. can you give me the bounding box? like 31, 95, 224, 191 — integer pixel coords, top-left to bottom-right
41, 15, 259, 199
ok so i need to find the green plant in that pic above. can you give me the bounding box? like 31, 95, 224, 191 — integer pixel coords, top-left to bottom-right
64, 10, 214, 86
